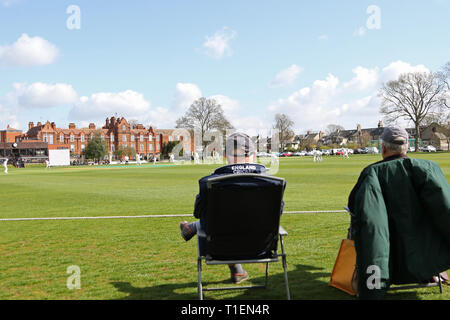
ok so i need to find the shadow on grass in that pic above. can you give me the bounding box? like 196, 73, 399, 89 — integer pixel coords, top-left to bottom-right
110, 263, 421, 300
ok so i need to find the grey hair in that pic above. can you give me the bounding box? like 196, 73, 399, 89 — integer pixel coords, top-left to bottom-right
382, 140, 408, 154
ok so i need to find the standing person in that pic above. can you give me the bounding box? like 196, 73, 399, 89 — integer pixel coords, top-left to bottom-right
347, 126, 450, 299
45, 159, 50, 169
136, 154, 141, 165
313, 149, 318, 162
313, 149, 322, 163
3, 159, 8, 174
343, 148, 349, 158
194, 152, 200, 165
179, 132, 281, 284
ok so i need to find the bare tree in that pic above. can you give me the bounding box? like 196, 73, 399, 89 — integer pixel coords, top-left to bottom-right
175, 97, 233, 149
358, 131, 372, 148
273, 113, 295, 151
437, 62, 450, 108
325, 124, 345, 136
379, 72, 447, 151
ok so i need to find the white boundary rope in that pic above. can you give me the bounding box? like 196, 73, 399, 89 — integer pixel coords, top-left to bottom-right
0, 210, 347, 222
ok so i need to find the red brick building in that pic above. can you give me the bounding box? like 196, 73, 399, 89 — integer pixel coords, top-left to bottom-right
19, 117, 195, 160
0, 125, 22, 143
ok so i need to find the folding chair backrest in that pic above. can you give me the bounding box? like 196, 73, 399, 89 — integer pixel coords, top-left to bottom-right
204, 173, 286, 260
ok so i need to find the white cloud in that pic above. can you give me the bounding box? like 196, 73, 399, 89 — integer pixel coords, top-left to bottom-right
268, 73, 341, 130
266, 60, 431, 132
269, 64, 304, 88
0, 34, 59, 67
172, 83, 202, 112
202, 27, 237, 59
379, 60, 429, 84
209, 94, 239, 115
69, 90, 151, 121
0, 102, 19, 129
145, 106, 176, 129
342, 66, 379, 91
209, 94, 271, 136
11, 82, 78, 108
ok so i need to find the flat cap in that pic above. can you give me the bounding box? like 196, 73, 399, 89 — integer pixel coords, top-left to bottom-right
381, 126, 409, 145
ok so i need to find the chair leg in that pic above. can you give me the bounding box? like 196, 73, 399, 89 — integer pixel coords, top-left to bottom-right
279, 235, 291, 300
197, 257, 203, 300
264, 263, 269, 288
438, 274, 443, 294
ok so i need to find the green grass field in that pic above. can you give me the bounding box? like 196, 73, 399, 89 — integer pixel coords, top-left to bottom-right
0, 153, 449, 300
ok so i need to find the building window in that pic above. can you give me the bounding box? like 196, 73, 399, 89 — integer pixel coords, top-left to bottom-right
156, 144, 160, 151
110, 135, 114, 142
81, 144, 85, 151
60, 134, 64, 143
131, 135, 135, 142
43, 133, 48, 143
140, 143, 144, 151
70, 145, 75, 152
140, 135, 144, 142
149, 135, 152, 142
156, 135, 160, 141
122, 135, 127, 142
149, 144, 153, 151
123, 144, 127, 149
49, 134, 54, 144
122, 125, 126, 131
70, 135, 74, 142
81, 134, 85, 142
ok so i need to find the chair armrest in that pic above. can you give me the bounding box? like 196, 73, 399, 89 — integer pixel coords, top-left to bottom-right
279, 226, 288, 236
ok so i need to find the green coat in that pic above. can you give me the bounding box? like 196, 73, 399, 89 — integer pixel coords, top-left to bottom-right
348, 155, 450, 299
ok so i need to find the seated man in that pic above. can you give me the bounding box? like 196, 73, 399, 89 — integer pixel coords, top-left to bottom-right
180, 132, 272, 284
348, 126, 450, 299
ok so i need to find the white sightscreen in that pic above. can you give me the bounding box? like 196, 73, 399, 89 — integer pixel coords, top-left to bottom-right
48, 149, 70, 166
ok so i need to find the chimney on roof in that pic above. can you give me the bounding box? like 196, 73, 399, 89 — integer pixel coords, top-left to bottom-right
69, 123, 76, 129
357, 124, 362, 132
37, 122, 42, 127
105, 118, 110, 128
28, 122, 34, 130
378, 120, 383, 128
51, 122, 56, 129
89, 123, 96, 130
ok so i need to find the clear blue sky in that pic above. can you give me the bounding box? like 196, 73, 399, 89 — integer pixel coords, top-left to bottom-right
1, 0, 449, 134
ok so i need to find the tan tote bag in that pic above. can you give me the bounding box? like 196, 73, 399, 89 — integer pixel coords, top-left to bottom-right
329, 239, 358, 296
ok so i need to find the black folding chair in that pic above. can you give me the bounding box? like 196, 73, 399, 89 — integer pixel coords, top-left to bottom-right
196, 173, 290, 300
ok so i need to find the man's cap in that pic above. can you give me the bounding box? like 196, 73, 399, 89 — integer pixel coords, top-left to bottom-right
381, 126, 409, 145
225, 132, 256, 156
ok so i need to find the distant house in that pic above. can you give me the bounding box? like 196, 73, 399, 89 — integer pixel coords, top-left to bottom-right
421, 122, 449, 151
294, 131, 325, 149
